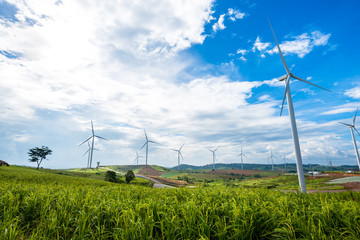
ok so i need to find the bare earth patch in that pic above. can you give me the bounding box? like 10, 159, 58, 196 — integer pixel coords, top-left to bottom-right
138, 166, 165, 177
148, 176, 188, 186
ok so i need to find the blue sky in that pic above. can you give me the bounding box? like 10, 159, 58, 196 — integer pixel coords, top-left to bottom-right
1, 0, 360, 169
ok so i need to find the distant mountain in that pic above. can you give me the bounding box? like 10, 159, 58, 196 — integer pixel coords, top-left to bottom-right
172, 163, 359, 172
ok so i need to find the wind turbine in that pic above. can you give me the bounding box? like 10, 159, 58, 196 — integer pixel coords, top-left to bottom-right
208, 147, 220, 171
79, 120, 109, 169
140, 130, 158, 165
268, 20, 330, 193
134, 151, 144, 165
82, 141, 100, 168
283, 155, 287, 171
269, 149, 276, 171
238, 147, 247, 170
339, 108, 360, 170
171, 144, 184, 171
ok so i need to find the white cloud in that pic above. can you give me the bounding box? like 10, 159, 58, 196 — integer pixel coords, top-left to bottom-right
345, 86, 360, 99
227, 8, 245, 21
212, 13, 226, 32
267, 31, 331, 58
252, 36, 271, 52
236, 49, 247, 55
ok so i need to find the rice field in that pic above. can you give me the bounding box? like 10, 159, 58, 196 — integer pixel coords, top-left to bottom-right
1, 166, 360, 239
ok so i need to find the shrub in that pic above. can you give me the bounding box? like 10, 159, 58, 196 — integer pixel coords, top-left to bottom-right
125, 170, 135, 183
104, 170, 117, 183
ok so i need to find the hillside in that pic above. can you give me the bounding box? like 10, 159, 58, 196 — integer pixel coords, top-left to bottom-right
1, 165, 360, 239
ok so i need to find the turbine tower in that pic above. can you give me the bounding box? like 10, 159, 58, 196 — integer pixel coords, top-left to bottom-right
238, 147, 247, 170
208, 147, 220, 171
268, 20, 330, 193
140, 130, 158, 165
269, 149, 276, 171
339, 108, 360, 170
82, 141, 100, 168
79, 120, 109, 169
171, 144, 184, 171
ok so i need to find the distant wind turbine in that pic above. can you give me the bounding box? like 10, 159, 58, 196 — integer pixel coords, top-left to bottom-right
268, 20, 330, 193
208, 147, 220, 171
134, 151, 144, 165
269, 149, 276, 171
140, 130, 158, 165
79, 120, 109, 168
171, 144, 184, 171
339, 108, 360, 170
283, 155, 287, 171
82, 141, 100, 168
238, 147, 247, 170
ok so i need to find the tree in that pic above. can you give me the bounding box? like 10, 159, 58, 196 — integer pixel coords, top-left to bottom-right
28, 146, 52, 169
105, 170, 118, 183
125, 170, 135, 183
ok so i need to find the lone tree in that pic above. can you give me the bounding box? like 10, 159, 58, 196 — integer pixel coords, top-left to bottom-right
105, 170, 118, 183
28, 146, 52, 169
125, 170, 135, 184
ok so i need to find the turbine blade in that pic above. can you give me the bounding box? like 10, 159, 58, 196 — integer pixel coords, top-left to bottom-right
144, 130, 148, 141
171, 149, 178, 152
353, 108, 358, 126
291, 75, 331, 92
339, 122, 352, 127
91, 120, 94, 135
140, 142, 147, 150
82, 149, 90, 157
79, 136, 92, 146
179, 152, 184, 159
214, 146, 221, 151
243, 154, 248, 159
268, 19, 290, 74
95, 135, 109, 141
148, 140, 158, 144
179, 144, 184, 150
354, 127, 360, 136
280, 75, 291, 116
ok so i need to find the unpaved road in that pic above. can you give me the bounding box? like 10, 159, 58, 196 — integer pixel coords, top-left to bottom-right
100, 167, 174, 188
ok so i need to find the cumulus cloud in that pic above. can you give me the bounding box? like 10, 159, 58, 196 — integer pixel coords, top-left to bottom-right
267, 31, 331, 58
228, 8, 245, 21
212, 14, 226, 32
212, 8, 245, 33
252, 36, 271, 52
345, 86, 360, 99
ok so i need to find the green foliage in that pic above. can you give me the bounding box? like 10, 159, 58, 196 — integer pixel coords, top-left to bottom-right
27, 146, 52, 169
1, 166, 360, 239
104, 170, 117, 183
125, 170, 135, 183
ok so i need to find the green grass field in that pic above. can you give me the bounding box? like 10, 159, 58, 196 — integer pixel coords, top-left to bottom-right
1, 166, 360, 239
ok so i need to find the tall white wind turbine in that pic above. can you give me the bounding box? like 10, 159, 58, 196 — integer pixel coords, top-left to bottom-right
140, 130, 158, 165
238, 147, 247, 170
79, 120, 109, 168
172, 144, 184, 171
339, 108, 360, 170
268, 20, 330, 193
208, 147, 220, 171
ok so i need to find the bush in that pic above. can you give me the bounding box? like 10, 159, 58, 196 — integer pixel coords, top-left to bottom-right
125, 170, 135, 184
104, 171, 117, 183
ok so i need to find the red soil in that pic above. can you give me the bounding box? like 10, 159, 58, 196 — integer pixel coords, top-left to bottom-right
138, 166, 165, 177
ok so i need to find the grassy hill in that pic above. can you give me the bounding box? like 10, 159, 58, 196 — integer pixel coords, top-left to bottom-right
1, 165, 360, 239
